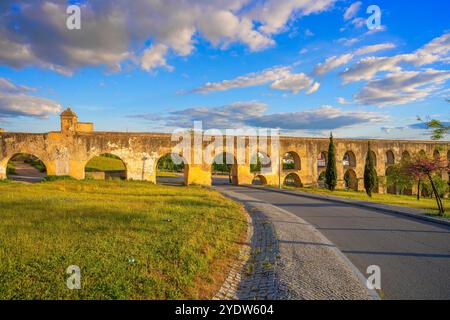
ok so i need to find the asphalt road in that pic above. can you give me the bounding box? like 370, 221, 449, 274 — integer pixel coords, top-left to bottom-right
217, 185, 450, 300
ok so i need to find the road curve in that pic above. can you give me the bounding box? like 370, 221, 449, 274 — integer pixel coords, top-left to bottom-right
217, 185, 450, 300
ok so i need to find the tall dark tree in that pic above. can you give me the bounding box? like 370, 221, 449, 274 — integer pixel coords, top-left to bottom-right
325, 133, 337, 191
364, 141, 378, 197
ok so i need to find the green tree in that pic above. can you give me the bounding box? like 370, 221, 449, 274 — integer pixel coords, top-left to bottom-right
386, 162, 414, 195
364, 142, 378, 197
419, 100, 450, 140
325, 133, 337, 191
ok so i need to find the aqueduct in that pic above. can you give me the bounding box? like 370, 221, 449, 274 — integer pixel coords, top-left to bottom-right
0, 108, 449, 193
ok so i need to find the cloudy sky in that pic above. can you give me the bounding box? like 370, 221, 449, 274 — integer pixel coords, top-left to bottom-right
0, 0, 449, 139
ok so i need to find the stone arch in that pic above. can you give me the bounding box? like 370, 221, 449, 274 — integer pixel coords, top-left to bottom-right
317, 151, 328, 169
252, 175, 268, 186
155, 153, 188, 185
343, 151, 356, 168
367, 150, 377, 167
84, 153, 127, 180
401, 150, 411, 162
5, 153, 48, 182
344, 169, 358, 191
284, 172, 302, 187
385, 166, 398, 194
250, 151, 272, 173
283, 151, 301, 171
212, 152, 238, 185
386, 150, 395, 166
418, 149, 427, 157
433, 149, 441, 160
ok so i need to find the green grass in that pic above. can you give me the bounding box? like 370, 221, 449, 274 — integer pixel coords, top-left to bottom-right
156, 171, 182, 178
85, 156, 126, 172
285, 186, 450, 218
0, 180, 246, 300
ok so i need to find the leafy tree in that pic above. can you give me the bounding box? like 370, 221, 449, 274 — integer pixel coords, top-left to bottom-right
419, 100, 450, 140
364, 142, 378, 197
405, 155, 448, 215
250, 153, 262, 172
325, 133, 337, 191
421, 174, 449, 199
425, 119, 450, 141
386, 162, 414, 195
157, 154, 184, 172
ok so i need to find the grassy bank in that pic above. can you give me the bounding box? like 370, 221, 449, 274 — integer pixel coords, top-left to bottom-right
85, 155, 126, 172
285, 186, 450, 218
0, 180, 246, 299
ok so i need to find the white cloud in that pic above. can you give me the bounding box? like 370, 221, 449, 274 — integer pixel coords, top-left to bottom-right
248, 0, 335, 35
354, 69, 450, 106
344, 2, 362, 21
313, 43, 395, 76
341, 32, 450, 83
0, 78, 62, 118
141, 44, 173, 72
353, 43, 396, 55
0, 0, 336, 74
192, 66, 319, 94
133, 102, 387, 131
314, 54, 354, 76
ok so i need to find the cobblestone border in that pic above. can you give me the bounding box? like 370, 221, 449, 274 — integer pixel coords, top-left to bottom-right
213, 201, 287, 300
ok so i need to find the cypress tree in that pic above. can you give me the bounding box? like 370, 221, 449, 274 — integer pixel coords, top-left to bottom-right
325, 133, 337, 191
364, 141, 378, 197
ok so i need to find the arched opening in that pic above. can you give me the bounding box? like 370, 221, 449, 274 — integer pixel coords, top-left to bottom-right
386, 150, 395, 166
212, 152, 237, 185
6, 153, 47, 182
385, 166, 397, 195
343, 151, 356, 168
418, 150, 427, 157
433, 149, 441, 160
318, 171, 326, 188
283, 151, 301, 171
317, 151, 328, 169
252, 175, 268, 186
250, 152, 272, 173
156, 153, 186, 186
284, 173, 302, 187
85, 153, 127, 180
368, 150, 377, 167
401, 151, 411, 162
344, 169, 358, 191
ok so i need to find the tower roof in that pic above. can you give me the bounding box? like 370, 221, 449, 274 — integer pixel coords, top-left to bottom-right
60, 108, 77, 117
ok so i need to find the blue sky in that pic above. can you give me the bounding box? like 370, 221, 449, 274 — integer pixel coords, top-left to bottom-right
0, 0, 449, 139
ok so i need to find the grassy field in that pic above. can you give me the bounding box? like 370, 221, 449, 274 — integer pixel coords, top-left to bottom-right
85, 155, 126, 172
156, 171, 182, 178
0, 180, 246, 300
285, 186, 450, 218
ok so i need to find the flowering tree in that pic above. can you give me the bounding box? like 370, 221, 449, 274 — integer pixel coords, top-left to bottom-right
405, 155, 448, 215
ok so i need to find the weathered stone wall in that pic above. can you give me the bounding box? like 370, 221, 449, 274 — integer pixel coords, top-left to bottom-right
0, 110, 448, 190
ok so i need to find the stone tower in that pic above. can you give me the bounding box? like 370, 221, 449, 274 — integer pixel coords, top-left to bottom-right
60, 108, 78, 134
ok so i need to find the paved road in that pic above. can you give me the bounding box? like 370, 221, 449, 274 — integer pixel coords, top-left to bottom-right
8, 162, 46, 183
217, 185, 450, 300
